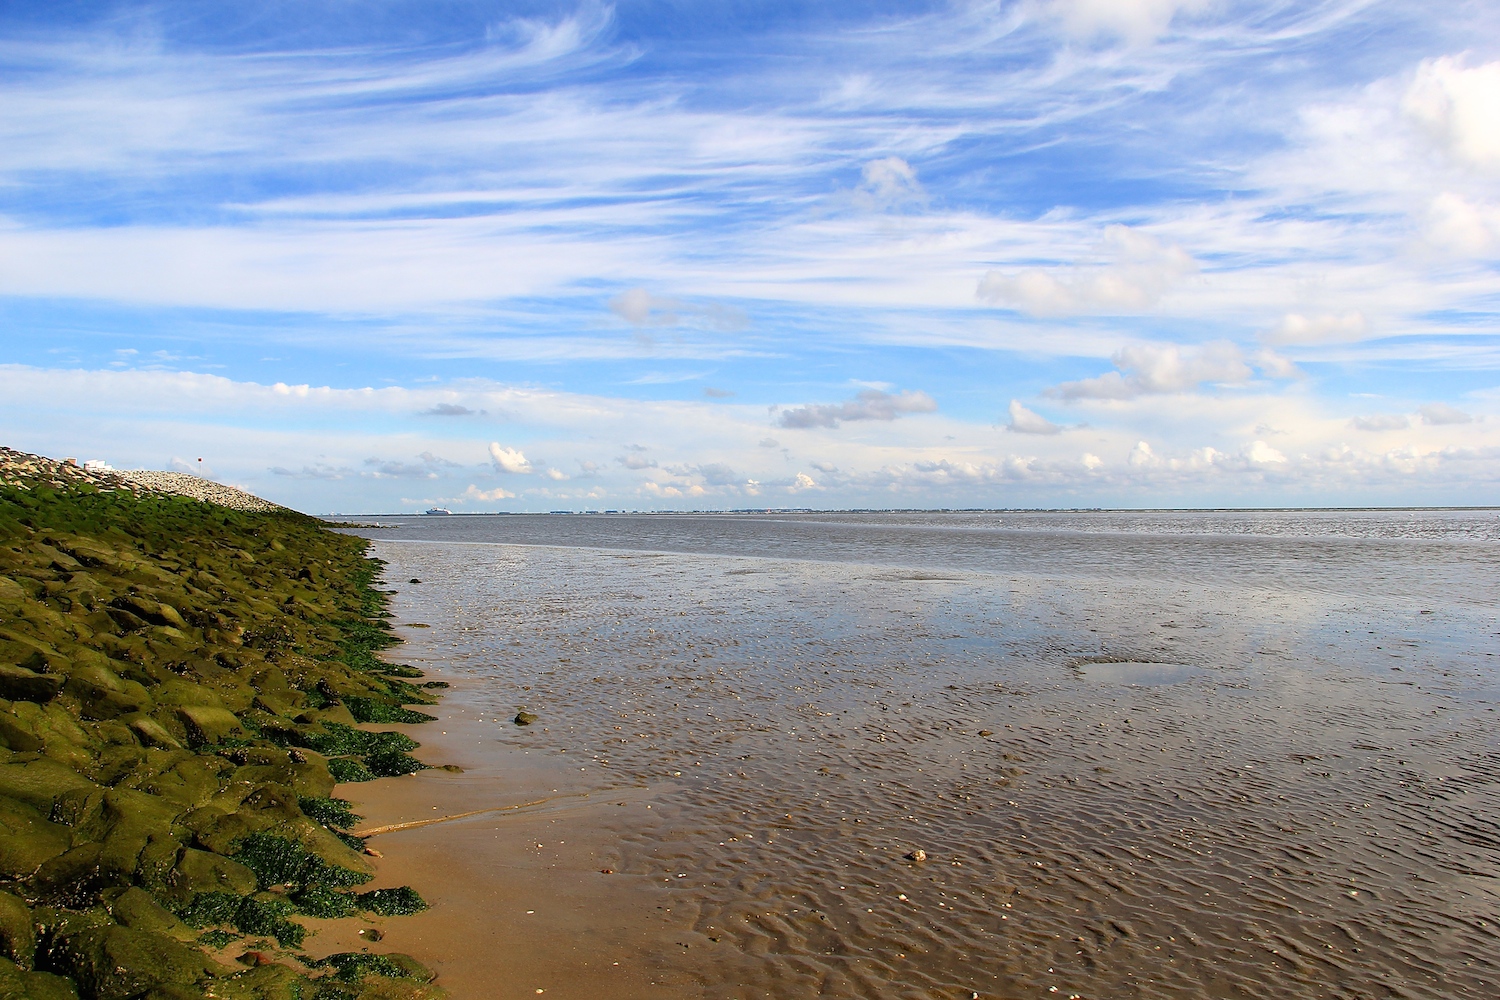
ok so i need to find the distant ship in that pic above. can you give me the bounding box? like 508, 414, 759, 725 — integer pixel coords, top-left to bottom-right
423, 507, 453, 515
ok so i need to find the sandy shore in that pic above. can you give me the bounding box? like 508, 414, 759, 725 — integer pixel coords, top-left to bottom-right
331, 660, 718, 999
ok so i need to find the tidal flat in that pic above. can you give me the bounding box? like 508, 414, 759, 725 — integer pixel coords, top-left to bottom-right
340, 510, 1500, 1000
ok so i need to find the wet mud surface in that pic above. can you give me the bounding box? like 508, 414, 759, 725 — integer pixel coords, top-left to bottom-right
343, 512, 1500, 999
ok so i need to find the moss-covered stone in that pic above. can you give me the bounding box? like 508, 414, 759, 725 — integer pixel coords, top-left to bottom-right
0, 956, 80, 1000
0, 795, 72, 879
45, 923, 215, 1000
0, 459, 447, 1000
0, 891, 36, 970
0, 666, 64, 705
174, 706, 245, 747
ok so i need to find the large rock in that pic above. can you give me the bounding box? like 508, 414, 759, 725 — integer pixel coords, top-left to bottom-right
0, 758, 96, 813
107, 596, 188, 630
47, 924, 215, 1000
174, 706, 244, 746
0, 890, 35, 969
0, 794, 72, 879
0, 665, 63, 704
64, 664, 153, 719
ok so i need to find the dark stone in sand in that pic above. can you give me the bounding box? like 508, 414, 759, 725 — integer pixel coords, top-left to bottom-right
514, 712, 538, 726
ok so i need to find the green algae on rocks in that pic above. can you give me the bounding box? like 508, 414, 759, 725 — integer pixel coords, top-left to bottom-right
0, 454, 447, 1000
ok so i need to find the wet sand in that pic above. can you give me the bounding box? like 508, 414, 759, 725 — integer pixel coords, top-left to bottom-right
330, 513, 1500, 999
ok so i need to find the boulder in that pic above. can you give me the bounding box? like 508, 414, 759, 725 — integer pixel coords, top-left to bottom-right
47, 924, 215, 1000
174, 707, 244, 747
0, 890, 35, 969
0, 665, 63, 704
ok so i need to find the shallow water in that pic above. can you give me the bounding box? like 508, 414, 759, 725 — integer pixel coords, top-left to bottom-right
340, 511, 1500, 999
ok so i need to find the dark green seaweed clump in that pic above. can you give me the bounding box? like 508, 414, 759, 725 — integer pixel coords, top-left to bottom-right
0, 451, 447, 1000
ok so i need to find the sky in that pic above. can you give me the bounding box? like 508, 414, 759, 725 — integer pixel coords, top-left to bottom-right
1, 0, 1498, 513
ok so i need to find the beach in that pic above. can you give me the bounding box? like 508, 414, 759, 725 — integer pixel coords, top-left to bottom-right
335, 510, 1500, 999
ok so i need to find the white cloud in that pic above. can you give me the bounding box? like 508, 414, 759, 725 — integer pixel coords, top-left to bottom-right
1244, 440, 1287, 465
1048, 341, 1252, 400
855, 157, 926, 211
464, 484, 516, 501
608, 287, 748, 332
1350, 413, 1409, 432
1006, 399, 1062, 435
545, 467, 570, 480
1403, 56, 1500, 173
488, 443, 534, 474
610, 287, 673, 326
1420, 402, 1473, 425
977, 226, 1197, 316
778, 389, 938, 429
1046, 0, 1217, 45
1423, 192, 1499, 255
1265, 311, 1370, 346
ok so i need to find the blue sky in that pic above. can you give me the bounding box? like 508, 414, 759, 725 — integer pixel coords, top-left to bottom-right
2, 0, 1498, 511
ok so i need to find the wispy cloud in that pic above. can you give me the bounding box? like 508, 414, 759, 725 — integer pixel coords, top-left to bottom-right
1, 2, 1497, 508
777, 389, 938, 429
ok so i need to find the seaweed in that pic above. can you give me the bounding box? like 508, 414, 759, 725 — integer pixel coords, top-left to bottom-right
179, 892, 305, 948
298, 797, 362, 830
355, 887, 427, 917
343, 698, 436, 725
234, 833, 371, 890
327, 758, 377, 783
291, 886, 359, 920
309, 952, 431, 983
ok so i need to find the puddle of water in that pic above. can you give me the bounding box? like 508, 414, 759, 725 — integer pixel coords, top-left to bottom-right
1078, 660, 1201, 685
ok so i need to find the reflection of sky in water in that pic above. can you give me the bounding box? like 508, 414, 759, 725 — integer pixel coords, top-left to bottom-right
362, 510, 1500, 1000
1079, 661, 1200, 686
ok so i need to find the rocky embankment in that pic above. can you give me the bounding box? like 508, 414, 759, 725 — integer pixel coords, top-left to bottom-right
0, 448, 448, 999
0, 449, 279, 514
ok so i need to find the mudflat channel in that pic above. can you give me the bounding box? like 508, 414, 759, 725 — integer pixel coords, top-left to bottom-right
336, 511, 1500, 1000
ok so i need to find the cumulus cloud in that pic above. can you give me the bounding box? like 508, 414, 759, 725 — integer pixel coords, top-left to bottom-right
1420, 403, 1473, 425
463, 484, 516, 501
1048, 341, 1252, 401
1264, 311, 1369, 346
1403, 56, 1500, 173
1351, 413, 1409, 432
488, 443, 533, 473
423, 403, 480, 416
789, 472, 820, 491
977, 226, 1197, 316
778, 389, 938, 429
1423, 193, 1499, 255
1006, 399, 1062, 435
1046, 0, 1216, 44
1245, 440, 1287, 465
854, 157, 927, 211
545, 468, 570, 480
618, 453, 657, 470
